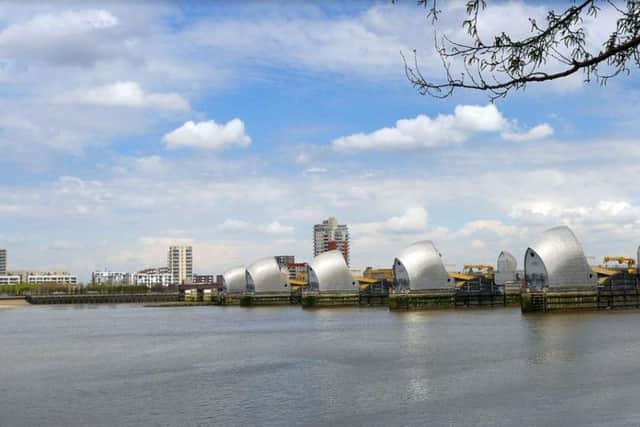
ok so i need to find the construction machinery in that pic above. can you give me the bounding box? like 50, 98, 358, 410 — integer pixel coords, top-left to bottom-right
463, 264, 495, 278
602, 256, 637, 274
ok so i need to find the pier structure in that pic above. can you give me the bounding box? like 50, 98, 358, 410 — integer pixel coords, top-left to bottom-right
240, 257, 291, 306
521, 226, 640, 312
218, 265, 247, 305
388, 241, 458, 310
301, 250, 359, 307
389, 241, 516, 310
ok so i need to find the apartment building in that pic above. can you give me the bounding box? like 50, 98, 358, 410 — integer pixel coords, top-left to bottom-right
313, 217, 350, 266
168, 245, 193, 285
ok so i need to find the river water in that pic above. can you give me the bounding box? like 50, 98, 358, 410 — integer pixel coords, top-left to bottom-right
2, 304, 640, 426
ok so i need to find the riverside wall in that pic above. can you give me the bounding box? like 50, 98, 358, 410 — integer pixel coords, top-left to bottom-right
521, 286, 640, 313
389, 288, 520, 310
26, 293, 180, 304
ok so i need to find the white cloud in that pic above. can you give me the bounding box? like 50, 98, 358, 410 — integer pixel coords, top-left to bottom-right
353, 207, 429, 234
264, 221, 294, 235
304, 167, 328, 174
454, 220, 521, 238
0, 9, 118, 42
502, 123, 554, 142
470, 239, 486, 249
0, 9, 122, 66
333, 104, 508, 151
163, 119, 252, 150
218, 218, 294, 235
188, 5, 421, 77
61, 81, 189, 110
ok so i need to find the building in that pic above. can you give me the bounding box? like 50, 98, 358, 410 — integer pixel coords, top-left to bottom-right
134, 267, 173, 287
393, 241, 453, 291
245, 257, 289, 293
524, 225, 597, 289
308, 250, 356, 292
168, 245, 193, 285
275, 255, 295, 267
0, 249, 6, 274
286, 262, 308, 280
92, 271, 133, 286
313, 217, 350, 266
8, 270, 77, 285
26, 272, 78, 285
192, 274, 216, 285
0, 275, 20, 285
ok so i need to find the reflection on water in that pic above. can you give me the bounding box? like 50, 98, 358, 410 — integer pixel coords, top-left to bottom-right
2, 305, 640, 426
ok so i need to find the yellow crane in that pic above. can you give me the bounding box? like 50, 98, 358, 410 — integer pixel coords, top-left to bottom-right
603, 256, 636, 274
463, 264, 494, 275
603, 256, 635, 267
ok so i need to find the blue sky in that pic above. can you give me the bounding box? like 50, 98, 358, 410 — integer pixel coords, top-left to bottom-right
1, 1, 639, 280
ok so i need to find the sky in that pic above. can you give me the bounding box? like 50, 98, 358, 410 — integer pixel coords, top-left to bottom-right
1, 1, 639, 281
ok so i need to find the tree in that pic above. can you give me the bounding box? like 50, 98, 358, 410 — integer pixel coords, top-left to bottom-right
401, 0, 640, 100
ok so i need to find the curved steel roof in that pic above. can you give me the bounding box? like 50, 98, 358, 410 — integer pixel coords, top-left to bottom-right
393, 240, 453, 290
308, 250, 356, 292
525, 225, 596, 288
246, 257, 290, 293
495, 251, 517, 285
222, 266, 247, 293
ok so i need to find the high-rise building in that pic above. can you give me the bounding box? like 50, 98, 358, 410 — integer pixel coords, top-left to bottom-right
168, 245, 193, 285
0, 249, 6, 274
313, 217, 350, 266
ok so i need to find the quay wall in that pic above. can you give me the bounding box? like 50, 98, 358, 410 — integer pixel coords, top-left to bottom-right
301, 293, 360, 308
389, 289, 520, 310
27, 293, 180, 305
522, 286, 640, 313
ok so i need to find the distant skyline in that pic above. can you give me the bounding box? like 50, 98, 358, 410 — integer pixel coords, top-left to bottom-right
1, 1, 640, 281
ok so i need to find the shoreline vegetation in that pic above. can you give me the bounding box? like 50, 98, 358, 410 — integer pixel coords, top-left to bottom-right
0, 283, 165, 296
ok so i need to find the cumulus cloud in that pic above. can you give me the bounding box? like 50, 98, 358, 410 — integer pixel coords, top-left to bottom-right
511, 200, 640, 226
353, 207, 429, 234
333, 104, 551, 151
61, 81, 190, 110
0, 9, 122, 66
163, 119, 252, 150
333, 104, 504, 151
502, 123, 554, 142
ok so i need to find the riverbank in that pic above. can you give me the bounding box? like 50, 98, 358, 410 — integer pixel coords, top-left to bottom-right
0, 296, 28, 309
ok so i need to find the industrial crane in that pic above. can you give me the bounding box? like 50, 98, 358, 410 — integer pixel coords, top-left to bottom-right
603, 256, 635, 267
462, 264, 494, 279
602, 256, 636, 274
463, 264, 494, 275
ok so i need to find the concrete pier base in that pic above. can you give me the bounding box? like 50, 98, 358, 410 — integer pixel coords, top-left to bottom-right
389, 288, 519, 310
388, 289, 456, 310
301, 292, 360, 308
522, 286, 640, 313
239, 293, 292, 306
26, 293, 180, 304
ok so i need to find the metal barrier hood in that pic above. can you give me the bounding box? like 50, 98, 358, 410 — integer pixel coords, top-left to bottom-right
495, 251, 517, 285
308, 250, 356, 292
222, 266, 247, 293
246, 257, 290, 293
393, 240, 453, 290
525, 225, 596, 288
